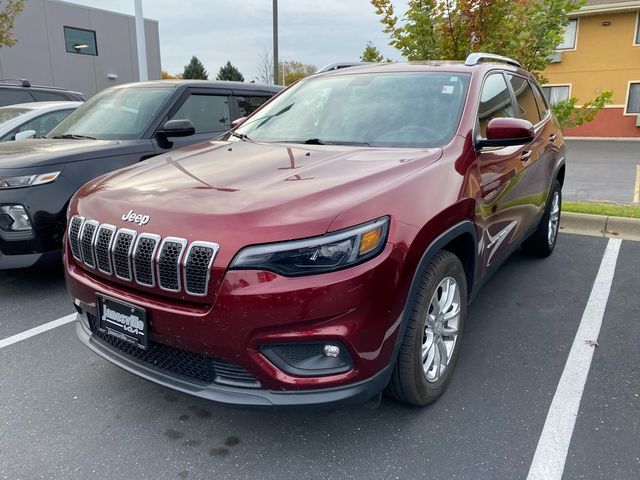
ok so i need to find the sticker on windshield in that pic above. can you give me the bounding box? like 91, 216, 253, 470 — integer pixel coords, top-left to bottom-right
442, 85, 454, 94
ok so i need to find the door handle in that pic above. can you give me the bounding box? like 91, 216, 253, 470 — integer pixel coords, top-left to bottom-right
549, 134, 557, 142
520, 150, 532, 162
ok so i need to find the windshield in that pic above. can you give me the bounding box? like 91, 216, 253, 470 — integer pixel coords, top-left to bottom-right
234, 72, 470, 148
48, 86, 173, 140
0, 108, 29, 125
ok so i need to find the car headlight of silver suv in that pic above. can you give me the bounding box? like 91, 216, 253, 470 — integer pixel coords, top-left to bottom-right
230, 217, 389, 276
0, 171, 60, 189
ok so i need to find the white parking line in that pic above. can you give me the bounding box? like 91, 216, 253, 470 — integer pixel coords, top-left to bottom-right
0, 313, 77, 350
527, 238, 622, 480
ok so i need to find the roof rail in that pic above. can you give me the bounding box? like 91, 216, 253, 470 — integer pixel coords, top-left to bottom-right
0, 78, 31, 87
464, 53, 522, 68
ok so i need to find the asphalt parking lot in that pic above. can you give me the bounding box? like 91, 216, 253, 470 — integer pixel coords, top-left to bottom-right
0, 233, 638, 480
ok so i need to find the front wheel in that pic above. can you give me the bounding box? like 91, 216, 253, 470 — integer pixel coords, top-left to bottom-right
521, 180, 561, 257
386, 251, 467, 406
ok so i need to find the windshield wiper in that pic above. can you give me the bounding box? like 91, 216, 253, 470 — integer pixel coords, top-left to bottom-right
51, 134, 97, 140
279, 139, 371, 147
230, 132, 252, 142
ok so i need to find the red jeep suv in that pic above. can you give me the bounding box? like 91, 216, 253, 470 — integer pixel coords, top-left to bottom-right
65, 53, 565, 407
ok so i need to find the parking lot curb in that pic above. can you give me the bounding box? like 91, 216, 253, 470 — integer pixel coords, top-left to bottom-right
560, 212, 640, 241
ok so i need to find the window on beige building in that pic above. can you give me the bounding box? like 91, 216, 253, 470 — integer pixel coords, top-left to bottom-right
627, 83, 640, 114
542, 85, 570, 105
557, 19, 578, 50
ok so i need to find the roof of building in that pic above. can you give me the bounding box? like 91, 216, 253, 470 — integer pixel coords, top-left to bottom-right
572, 0, 640, 16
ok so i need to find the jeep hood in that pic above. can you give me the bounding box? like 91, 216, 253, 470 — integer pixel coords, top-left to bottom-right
74, 140, 442, 249
0, 138, 149, 169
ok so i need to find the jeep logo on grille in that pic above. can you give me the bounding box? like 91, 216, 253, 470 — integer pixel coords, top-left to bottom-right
122, 209, 150, 226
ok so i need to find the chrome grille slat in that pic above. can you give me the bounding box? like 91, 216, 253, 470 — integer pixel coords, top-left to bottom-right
111, 229, 137, 281
68, 216, 85, 261
69, 218, 217, 297
133, 233, 160, 287
94, 224, 116, 274
184, 241, 219, 296
80, 220, 99, 268
157, 237, 187, 292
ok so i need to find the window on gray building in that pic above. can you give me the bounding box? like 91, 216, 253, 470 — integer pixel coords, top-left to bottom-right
64, 27, 98, 56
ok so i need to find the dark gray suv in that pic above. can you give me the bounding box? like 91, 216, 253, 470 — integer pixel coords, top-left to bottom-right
0, 79, 84, 106
0, 80, 281, 269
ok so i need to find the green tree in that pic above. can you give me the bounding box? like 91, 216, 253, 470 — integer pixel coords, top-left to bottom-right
551, 91, 614, 128
360, 41, 385, 62
0, 0, 24, 47
216, 60, 244, 82
279, 60, 316, 86
182, 56, 208, 80
371, 0, 612, 127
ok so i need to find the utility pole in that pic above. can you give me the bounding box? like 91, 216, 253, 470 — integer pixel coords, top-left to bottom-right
272, 0, 278, 85
134, 0, 148, 81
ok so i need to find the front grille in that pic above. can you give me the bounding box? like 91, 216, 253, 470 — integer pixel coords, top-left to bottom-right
184, 242, 218, 296
87, 313, 260, 387
133, 234, 160, 287
157, 238, 186, 292
95, 225, 116, 274
69, 215, 218, 297
68, 216, 84, 261
80, 221, 98, 268
112, 230, 136, 281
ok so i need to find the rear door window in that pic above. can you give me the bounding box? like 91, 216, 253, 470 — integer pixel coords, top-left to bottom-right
236, 96, 271, 117
169, 94, 230, 133
31, 90, 70, 102
477, 73, 514, 138
0, 89, 35, 107
530, 81, 549, 119
507, 74, 541, 125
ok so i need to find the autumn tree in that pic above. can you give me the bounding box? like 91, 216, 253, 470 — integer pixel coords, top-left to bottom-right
279, 61, 316, 86
182, 56, 208, 80
161, 70, 182, 79
360, 41, 385, 62
216, 61, 244, 82
0, 0, 24, 47
371, 0, 611, 127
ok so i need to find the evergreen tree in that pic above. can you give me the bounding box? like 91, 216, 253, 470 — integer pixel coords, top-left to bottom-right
360, 41, 384, 63
216, 61, 245, 82
182, 56, 208, 80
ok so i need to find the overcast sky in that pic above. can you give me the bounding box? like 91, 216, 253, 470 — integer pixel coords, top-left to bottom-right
68, 0, 408, 81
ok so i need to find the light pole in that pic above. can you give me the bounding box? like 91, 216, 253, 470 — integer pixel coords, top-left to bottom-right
134, 0, 148, 81
273, 0, 278, 85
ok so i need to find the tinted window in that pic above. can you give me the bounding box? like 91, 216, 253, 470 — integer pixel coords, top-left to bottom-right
64, 26, 97, 56
237, 96, 271, 117
49, 87, 173, 140
0, 89, 34, 107
234, 73, 470, 148
507, 74, 541, 124
478, 73, 514, 138
530, 81, 549, 119
31, 90, 69, 102
170, 94, 230, 133
1, 109, 75, 141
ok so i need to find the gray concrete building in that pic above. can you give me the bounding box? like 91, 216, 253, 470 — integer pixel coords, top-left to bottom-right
0, 0, 161, 98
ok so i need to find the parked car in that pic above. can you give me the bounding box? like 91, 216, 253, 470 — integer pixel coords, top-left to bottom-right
64, 54, 565, 407
0, 80, 281, 269
0, 101, 82, 141
0, 79, 84, 106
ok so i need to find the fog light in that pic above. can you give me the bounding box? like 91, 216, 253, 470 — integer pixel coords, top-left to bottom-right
323, 344, 340, 358
261, 342, 353, 377
0, 205, 32, 232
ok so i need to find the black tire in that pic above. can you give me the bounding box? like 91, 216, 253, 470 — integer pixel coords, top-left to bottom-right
521, 180, 562, 257
386, 251, 467, 406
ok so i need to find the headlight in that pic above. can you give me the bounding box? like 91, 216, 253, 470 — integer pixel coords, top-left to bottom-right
230, 217, 389, 276
0, 171, 60, 189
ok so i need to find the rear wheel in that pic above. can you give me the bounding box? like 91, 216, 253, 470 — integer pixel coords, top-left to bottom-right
521, 180, 561, 257
386, 251, 467, 406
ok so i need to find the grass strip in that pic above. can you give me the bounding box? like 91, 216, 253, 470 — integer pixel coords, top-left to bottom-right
563, 201, 640, 220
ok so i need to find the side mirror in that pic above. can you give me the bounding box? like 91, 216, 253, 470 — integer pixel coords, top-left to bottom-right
14, 130, 36, 141
476, 118, 534, 148
157, 119, 195, 138
231, 117, 247, 129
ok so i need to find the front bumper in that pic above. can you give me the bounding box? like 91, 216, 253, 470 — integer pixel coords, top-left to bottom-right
76, 316, 392, 407
66, 239, 408, 406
